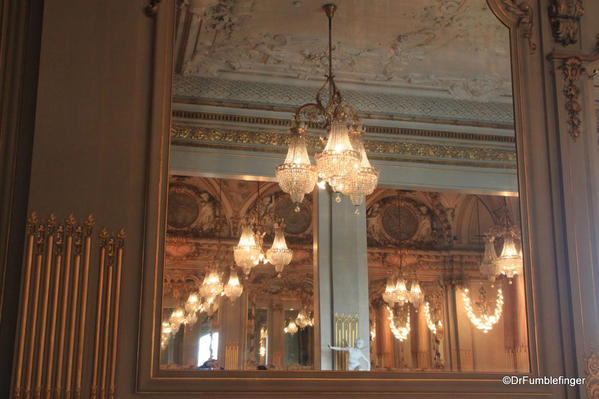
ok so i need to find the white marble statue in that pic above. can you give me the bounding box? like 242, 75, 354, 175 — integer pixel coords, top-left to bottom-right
328, 339, 370, 371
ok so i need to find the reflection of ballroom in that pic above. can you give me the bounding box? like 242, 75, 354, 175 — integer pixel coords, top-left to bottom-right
3, 0, 599, 398
160, 176, 528, 372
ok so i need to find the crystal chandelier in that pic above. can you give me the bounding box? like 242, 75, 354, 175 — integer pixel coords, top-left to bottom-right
386, 305, 410, 341
294, 309, 313, 329
275, 131, 317, 206
495, 234, 523, 280
341, 127, 379, 206
283, 319, 299, 335
234, 223, 261, 275
185, 292, 203, 314
462, 286, 504, 333
479, 236, 499, 281
223, 268, 243, 302
266, 222, 293, 276
234, 181, 269, 275
199, 270, 224, 300
275, 3, 378, 209
382, 276, 423, 308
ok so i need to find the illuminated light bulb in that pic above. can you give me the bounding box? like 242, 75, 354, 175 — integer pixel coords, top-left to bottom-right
495, 235, 523, 279
185, 293, 202, 313
409, 281, 424, 308
266, 223, 293, 276
234, 224, 261, 275
199, 270, 224, 299
223, 269, 243, 302
283, 320, 298, 335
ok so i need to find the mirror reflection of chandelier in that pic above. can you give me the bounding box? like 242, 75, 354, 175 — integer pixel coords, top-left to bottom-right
266, 222, 293, 277
275, 3, 378, 210
462, 286, 504, 333
386, 304, 410, 342
234, 182, 294, 276
223, 268, 243, 302
475, 197, 523, 282
283, 319, 299, 335
294, 309, 314, 329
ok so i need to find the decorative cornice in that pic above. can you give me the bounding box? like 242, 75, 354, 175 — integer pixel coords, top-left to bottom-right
171, 125, 517, 168
557, 57, 586, 140
548, 0, 584, 46
499, 0, 536, 53
172, 110, 515, 143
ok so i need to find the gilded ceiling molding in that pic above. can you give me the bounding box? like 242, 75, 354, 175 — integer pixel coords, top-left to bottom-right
586, 348, 599, 399
172, 110, 515, 143
171, 126, 517, 166
557, 57, 586, 140
548, 0, 584, 46
144, 0, 161, 17
496, 0, 536, 53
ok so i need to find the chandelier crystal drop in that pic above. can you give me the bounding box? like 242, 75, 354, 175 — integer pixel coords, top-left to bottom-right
266, 223, 294, 276
495, 235, 523, 280
462, 287, 504, 333
223, 268, 243, 302
276, 132, 318, 205
234, 224, 261, 275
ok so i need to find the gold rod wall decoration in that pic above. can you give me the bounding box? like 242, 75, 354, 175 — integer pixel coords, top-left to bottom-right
74, 216, 94, 399
12, 214, 38, 399
65, 224, 83, 399
10, 214, 127, 399
54, 215, 75, 398
11, 214, 102, 399
43, 225, 64, 399
34, 215, 56, 399
91, 228, 125, 399
108, 230, 126, 399
90, 229, 109, 399
24, 220, 49, 399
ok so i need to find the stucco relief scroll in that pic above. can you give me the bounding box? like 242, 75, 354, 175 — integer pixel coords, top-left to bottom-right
496, 0, 536, 53
548, 0, 584, 46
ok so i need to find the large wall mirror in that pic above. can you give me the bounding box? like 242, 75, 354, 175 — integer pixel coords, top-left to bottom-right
156, 0, 530, 375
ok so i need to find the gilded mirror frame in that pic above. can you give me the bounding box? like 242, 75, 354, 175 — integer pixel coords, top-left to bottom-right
136, 0, 574, 396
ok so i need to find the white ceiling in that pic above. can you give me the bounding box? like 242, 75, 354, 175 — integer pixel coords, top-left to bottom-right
177, 0, 512, 103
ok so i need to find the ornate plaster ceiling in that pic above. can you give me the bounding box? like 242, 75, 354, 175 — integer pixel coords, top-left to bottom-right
176, 0, 512, 103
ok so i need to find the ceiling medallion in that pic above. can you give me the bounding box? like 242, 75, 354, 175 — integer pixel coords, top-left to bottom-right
275, 3, 378, 213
